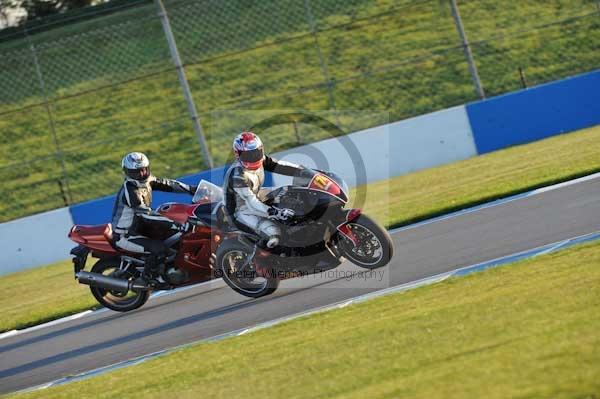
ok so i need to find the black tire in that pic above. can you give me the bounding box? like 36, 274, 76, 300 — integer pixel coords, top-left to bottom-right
216, 238, 279, 298
89, 258, 150, 312
338, 214, 394, 269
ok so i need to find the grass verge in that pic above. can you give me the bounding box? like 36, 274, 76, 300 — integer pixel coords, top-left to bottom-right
8, 239, 600, 398
0, 260, 99, 333
356, 124, 600, 227
1, 124, 599, 333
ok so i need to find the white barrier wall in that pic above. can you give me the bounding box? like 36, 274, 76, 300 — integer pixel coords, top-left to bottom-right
271, 105, 477, 186
0, 105, 476, 275
0, 207, 74, 275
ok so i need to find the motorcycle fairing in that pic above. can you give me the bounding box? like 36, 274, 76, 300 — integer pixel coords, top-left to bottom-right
156, 203, 199, 225
309, 173, 342, 195
297, 173, 348, 204
158, 201, 221, 227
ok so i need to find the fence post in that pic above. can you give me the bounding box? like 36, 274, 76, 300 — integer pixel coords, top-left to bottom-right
518, 67, 528, 89
25, 28, 73, 204
292, 120, 302, 145
154, 0, 214, 169
449, 0, 485, 99
303, 0, 339, 117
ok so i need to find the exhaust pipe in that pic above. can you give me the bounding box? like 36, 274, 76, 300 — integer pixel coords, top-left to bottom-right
76, 271, 149, 292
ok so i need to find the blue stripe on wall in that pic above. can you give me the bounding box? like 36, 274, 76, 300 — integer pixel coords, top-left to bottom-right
466, 69, 600, 154
69, 164, 274, 225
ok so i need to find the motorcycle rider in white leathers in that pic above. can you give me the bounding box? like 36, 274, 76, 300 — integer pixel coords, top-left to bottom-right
223, 132, 305, 248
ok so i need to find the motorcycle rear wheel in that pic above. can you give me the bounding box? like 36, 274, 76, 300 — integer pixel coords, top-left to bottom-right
339, 214, 394, 269
90, 258, 150, 312
216, 239, 279, 298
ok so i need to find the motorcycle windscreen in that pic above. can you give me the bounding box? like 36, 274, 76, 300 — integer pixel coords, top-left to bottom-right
193, 180, 224, 204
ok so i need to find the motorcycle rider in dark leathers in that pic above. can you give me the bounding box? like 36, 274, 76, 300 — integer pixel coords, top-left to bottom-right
223, 132, 305, 249
111, 152, 196, 282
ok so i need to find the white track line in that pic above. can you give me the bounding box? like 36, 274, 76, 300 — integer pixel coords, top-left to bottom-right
0, 330, 18, 340
0, 311, 94, 341
3, 172, 599, 341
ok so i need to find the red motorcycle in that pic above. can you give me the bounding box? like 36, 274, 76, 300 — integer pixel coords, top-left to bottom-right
69, 171, 394, 311
68, 181, 225, 312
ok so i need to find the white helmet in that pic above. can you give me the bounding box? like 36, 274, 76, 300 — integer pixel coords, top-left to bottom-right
122, 152, 150, 181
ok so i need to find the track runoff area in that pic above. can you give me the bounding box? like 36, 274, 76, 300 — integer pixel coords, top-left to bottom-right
1, 172, 599, 395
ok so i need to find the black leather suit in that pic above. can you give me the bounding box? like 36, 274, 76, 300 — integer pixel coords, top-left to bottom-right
111, 175, 195, 265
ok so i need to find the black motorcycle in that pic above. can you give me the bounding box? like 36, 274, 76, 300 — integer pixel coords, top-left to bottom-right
215, 168, 394, 298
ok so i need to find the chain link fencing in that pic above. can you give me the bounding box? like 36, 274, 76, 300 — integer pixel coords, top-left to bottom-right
0, 0, 599, 222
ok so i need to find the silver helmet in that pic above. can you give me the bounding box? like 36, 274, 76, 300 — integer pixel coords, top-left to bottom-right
122, 152, 150, 181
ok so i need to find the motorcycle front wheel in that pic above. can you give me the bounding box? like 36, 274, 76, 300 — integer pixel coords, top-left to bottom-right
89, 258, 150, 312
338, 214, 394, 269
216, 239, 279, 298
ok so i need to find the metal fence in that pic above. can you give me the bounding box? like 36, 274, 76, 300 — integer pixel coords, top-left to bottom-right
0, 0, 599, 222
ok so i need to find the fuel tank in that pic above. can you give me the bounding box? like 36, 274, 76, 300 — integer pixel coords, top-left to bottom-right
156, 203, 199, 224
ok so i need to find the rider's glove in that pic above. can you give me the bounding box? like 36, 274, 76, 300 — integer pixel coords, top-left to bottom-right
268, 207, 295, 221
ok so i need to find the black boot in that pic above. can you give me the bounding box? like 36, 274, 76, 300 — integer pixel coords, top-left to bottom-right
142, 255, 158, 279
142, 255, 168, 286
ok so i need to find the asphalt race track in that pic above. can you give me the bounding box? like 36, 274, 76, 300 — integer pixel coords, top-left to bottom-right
1, 176, 599, 394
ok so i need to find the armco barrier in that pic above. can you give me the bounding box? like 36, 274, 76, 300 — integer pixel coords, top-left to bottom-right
467, 69, 600, 154
1, 69, 599, 275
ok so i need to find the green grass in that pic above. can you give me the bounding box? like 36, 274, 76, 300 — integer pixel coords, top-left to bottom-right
7, 238, 600, 398
1, 124, 599, 334
1, 0, 599, 221
0, 259, 98, 332
357, 123, 600, 227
